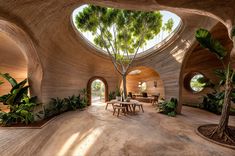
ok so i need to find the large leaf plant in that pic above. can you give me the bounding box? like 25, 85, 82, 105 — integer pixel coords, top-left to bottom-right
195, 28, 235, 142
0, 73, 36, 125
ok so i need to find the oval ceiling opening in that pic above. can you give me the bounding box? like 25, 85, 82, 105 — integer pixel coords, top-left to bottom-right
72, 4, 182, 56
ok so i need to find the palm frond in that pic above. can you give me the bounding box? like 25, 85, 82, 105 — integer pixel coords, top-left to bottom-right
195, 28, 227, 60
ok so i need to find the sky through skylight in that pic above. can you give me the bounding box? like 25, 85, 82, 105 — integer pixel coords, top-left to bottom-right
72, 5, 181, 54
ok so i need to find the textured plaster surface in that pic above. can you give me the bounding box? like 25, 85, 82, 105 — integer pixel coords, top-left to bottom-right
0, 0, 234, 111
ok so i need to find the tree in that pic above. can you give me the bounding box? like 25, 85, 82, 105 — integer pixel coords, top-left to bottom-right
92, 80, 101, 92
161, 18, 174, 40
195, 28, 235, 143
163, 18, 174, 33
75, 5, 163, 98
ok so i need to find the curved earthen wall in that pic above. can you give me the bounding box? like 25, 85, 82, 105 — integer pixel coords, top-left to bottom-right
0, 33, 27, 95
0, 0, 234, 113
181, 23, 233, 106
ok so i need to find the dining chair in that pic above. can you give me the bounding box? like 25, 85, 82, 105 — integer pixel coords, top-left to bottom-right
113, 104, 127, 117
133, 103, 144, 113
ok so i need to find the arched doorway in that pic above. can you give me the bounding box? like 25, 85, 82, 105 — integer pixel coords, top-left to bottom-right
0, 33, 27, 95
122, 66, 165, 100
0, 33, 28, 111
91, 79, 105, 104
87, 76, 108, 105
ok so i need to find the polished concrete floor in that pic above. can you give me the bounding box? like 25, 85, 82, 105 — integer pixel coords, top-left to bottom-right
0, 102, 234, 156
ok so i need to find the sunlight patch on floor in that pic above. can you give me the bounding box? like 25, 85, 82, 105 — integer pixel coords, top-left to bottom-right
72, 126, 105, 155
57, 132, 80, 156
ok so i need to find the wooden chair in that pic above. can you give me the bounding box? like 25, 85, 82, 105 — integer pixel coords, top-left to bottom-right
113, 105, 127, 117
105, 101, 114, 110
133, 103, 144, 113
152, 95, 159, 106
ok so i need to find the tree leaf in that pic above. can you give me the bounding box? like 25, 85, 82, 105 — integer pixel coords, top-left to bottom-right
75, 5, 163, 62
0, 73, 17, 87
195, 28, 227, 60
10, 79, 27, 93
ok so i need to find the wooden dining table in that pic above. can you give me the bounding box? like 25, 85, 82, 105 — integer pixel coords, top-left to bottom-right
107, 99, 140, 113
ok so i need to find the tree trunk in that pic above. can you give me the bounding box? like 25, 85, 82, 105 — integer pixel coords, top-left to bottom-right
212, 77, 234, 141
122, 74, 127, 99
211, 34, 235, 142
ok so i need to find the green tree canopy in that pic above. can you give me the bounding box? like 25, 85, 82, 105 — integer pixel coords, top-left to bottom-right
75, 5, 163, 70
92, 80, 103, 91
75, 5, 164, 97
162, 18, 174, 33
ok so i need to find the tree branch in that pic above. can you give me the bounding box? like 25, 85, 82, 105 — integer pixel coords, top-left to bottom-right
125, 23, 147, 71
124, 28, 130, 61
96, 28, 123, 75
104, 31, 116, 55
113, 25, 119, 54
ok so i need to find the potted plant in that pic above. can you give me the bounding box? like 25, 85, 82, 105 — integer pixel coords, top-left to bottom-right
125, 97, 131, 102
115, 87, 121, 101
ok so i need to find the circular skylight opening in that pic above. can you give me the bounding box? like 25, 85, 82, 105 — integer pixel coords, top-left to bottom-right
72, 4, 181, 56
128, 70, 141, 75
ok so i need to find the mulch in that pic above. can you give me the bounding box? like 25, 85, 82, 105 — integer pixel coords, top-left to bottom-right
198, 124, 235, 148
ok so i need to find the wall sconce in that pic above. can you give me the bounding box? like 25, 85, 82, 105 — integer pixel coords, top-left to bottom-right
138, 82, 142, 88
154, 81, 157, 88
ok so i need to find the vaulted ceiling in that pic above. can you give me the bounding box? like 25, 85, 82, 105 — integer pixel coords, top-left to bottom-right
0, 0, 234, 112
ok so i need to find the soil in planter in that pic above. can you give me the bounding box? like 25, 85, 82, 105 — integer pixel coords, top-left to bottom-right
198, 124, 235, 147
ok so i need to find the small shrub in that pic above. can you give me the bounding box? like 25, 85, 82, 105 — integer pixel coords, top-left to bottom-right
0, 112, 19, 126
108, 91, 116, 101
65, 95, 78, 111
41, 105, 53, 119
200, 92, 223, 115
15, 94, 36, 124
79, 89, 88, 108
158, 98, 178, 117
79, 97, 87, 109
0, 73, 38, 126
50, 97, 66, 115
115, 87, 121, 97
200, 91, 235, 115
0, 95, 37, 126
41, 89, 88, 120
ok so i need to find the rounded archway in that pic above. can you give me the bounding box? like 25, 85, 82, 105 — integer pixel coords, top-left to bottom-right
87, 76, 108, 105
0, 33, 27, 92
0, 33, 28, 111
91, 79, 105, 104
0, 18, 43, 101
122, 66, 165, 100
